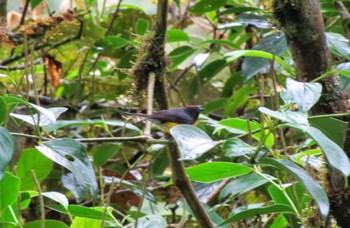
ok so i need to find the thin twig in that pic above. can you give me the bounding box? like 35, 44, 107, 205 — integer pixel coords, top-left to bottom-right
31, 170, 45, 228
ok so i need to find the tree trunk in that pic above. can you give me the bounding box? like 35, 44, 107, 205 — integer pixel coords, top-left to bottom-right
273, 0, 350, 227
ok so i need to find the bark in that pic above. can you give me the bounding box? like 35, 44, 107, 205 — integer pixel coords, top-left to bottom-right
273, 0, 350, 227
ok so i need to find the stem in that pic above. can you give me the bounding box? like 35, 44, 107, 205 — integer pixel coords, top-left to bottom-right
165, 133, 215, 227
31, 170, 45, 228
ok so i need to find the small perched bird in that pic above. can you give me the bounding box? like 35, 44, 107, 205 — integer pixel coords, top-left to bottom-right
123, 105, 204, 129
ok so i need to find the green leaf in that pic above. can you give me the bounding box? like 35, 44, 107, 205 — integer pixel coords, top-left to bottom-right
168, 46, 196, 68
223, 138, 255, 157
199, 39, 240, 49
225, 49, 285, 68
68, 205, 115, 221
42, 192, 69, 209
241, 33, 287, 81
309, 117, 347, 147
219, 118, 274, 148
261, 158, 329, 219
258, 108, 309, 127
0, 127, 14, 180
221, 204, 294, 225
236, 13, 273, 29
284, 78, 322, 113
36, 139, 98, 199
94, 36, 129, 50
170, 125, 223, 160
23, 220, 69, 228
304, 126, 350, 177
30, 0, 42, 9
0, 172, 20, 212
326, 32, 350, 60
190, 0, 227, 13
185, 162, 253, 183
17, 148, 53, 190
269, 213, 289, 228
192, 59, 227, 92
93, 143, 121, 166
135, 18, 150, 35
219, 173, 272, 200
46, 119, 140, 132
167, 29, 190, 42
10, 107, 67, 127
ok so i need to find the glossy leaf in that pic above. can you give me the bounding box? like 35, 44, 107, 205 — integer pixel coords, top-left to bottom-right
309, 117, 347, 147
10, 107, 67, 127
326, 32, 350, 60
36, 139, 98, 199
170, 125, 223, 160
304, 126, 350, 177
261, 158, 329, 219
223, 138, 255, 157
17, 148, 53, 190
42, 192, 69, 209
241, 33, 288, 81
0, 172, 20, 212
189, 0, 227, 14
259, 108, 309, 127
284, 78, 322, 113
46, 119, 140, 132
0, 127, 14, 180
219, 173, 272, 200
185, 162, 253, 183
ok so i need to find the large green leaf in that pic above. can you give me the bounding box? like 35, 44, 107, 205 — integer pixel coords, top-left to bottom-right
219, 173, 272, 200
283, 78, 322, 113
258, 108, 309, 127
0, 172, 20, 212
189, 0, 227, 14
23, 220, 69, 228
304, 126, 350, 177
17, 148, 53, 190
223, 138, 255, 157
170, 125, 223, 160
261, 158, 329, 219
0, 127, 14, 180
309, 117, 347, 147
185, 162, 253, 183
241, 33, 287, 81
167, 29, 190, 43
221, 204, 294, 225
36, 139, 98, 199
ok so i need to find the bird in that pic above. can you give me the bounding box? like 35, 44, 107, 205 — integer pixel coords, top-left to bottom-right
122, 105, 204, 129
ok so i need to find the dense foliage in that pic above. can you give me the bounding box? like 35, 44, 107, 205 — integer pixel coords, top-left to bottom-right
1, 0, 350, 227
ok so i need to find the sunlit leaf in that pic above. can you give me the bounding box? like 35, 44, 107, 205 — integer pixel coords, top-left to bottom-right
0, 172, 20, 211
170, 125, 223, 160
185, 162, 253, 183
285, 78, 322, 113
